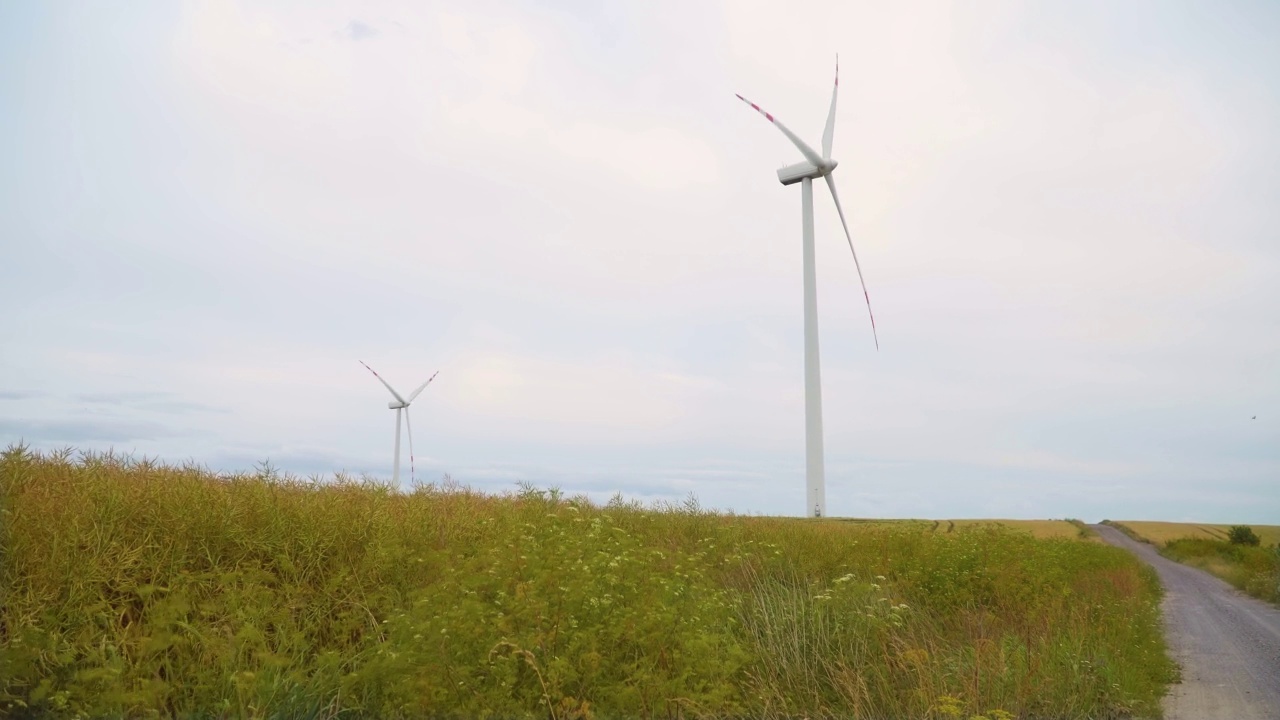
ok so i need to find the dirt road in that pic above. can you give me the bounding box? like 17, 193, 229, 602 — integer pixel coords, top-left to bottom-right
1091, 523, 1280, 719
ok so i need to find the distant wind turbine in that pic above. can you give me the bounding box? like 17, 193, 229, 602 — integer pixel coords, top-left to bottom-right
360, 361, 438, 484
736, 57, 878, 519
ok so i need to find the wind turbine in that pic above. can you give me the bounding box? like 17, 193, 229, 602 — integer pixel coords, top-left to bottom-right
360, 361, 438, 485
735, 58, 878, 519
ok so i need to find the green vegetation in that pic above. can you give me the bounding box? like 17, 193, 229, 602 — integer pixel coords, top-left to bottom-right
2, 446, 1176, 719
1228, 525, 1261, 547
1065, 519, 1099, 542
1110, 522, 1280, 606
1161, 537, 1280, 605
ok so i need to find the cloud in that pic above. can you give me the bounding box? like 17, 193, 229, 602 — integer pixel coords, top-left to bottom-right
75, 391, 225, 415
207, 445, 381, 478
0, 419, 173, 444
342, 20, 379, 42
77, 391, 167, 403
1, 0, 1276, 522
428, 8, 723, 192
0, 391, 37, 400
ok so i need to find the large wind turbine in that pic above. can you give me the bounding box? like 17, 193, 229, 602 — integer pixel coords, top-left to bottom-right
736, 58, 878, 519
360, 361, 438, 484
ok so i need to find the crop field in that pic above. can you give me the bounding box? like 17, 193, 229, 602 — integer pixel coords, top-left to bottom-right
944, 520, 1095, 541
1110, 520, 1280, 547
802, 518, 1094, 542
1, 446, 1175, 719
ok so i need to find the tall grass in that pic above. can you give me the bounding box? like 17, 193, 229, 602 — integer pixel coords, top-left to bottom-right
2, 445, 1175, 718
1160, 538, 1280, 605
1107, 521, 1280, 606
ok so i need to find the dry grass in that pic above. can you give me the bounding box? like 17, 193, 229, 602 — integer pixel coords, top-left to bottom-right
797, 518, 1097, 542
1112, 521, 1280, 547
946, 520, 1098, 542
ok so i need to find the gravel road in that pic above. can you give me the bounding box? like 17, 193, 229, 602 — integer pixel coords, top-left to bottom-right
1091, 523, 1280, 719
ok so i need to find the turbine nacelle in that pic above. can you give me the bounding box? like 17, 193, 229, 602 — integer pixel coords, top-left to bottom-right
777, 158, 838, 186
388, 400, 408, 410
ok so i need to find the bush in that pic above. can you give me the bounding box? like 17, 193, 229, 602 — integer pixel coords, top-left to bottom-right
1228, 525, 1261, 546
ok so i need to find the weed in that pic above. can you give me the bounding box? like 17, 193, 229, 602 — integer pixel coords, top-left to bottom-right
1, 445, 1176, 718
1162, 538, 1280, 605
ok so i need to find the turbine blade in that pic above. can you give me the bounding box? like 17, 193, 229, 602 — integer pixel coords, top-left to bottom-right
360, 361, 407, 404
735, 93, 824, 168
821, 55, 838, 159
824, 173, 879, 350
406, 370, 439, 403
404, 406, 416, 485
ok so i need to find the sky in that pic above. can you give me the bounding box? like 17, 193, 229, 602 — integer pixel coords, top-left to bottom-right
2, 1, 1277, 522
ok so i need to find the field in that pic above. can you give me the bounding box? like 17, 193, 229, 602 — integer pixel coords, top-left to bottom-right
945, 520, 1096, 541
814, 518, 1095, 541
2, 446, 1175, 719
1108, 520, 1280, 547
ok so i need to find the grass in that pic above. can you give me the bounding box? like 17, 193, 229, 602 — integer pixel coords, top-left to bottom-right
2, 445, 1176, 719
1107, 521, 1280, 606
1159, 539, 1280, 604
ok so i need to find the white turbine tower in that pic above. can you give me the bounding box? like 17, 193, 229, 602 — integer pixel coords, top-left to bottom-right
736, 58, 878, 519
360, 361, 438, 485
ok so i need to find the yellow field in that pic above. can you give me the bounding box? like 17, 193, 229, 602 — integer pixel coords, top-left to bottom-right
821, 518, 1097, 541
948, 519, 1098, 541
1112, 521, 1280, 547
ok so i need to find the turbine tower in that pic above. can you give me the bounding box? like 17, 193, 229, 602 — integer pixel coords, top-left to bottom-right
736, 58, 878, 518
360, 361, 438, 485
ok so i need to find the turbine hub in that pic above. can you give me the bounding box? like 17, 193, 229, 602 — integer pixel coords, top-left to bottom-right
822, 158, 838, 172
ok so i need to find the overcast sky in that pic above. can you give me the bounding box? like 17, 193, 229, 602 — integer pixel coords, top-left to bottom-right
2, 1, 1277, 522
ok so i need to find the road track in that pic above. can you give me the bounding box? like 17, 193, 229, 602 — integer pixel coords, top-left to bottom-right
1091, 523, 1280, 719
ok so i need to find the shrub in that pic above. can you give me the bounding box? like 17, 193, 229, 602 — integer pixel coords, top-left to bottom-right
1228, 525, 1261, 546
